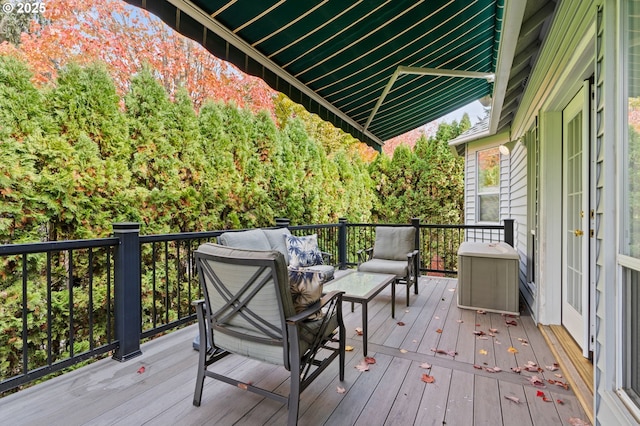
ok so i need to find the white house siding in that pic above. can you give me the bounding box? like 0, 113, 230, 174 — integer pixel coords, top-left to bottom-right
593, 1, 638, 424
507, 141, 530, 312
464, 133, 510, 243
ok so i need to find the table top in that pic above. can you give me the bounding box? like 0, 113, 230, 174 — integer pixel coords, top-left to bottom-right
323, 271, 395, 303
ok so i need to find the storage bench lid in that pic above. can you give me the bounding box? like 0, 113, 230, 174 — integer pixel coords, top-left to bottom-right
457, 242, 519, 259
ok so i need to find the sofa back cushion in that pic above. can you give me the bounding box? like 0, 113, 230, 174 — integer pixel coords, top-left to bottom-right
262, 228, 292, 263
217, 229, 271, 251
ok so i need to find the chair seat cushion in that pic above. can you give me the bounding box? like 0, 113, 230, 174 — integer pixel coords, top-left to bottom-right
358, 258, 408, 277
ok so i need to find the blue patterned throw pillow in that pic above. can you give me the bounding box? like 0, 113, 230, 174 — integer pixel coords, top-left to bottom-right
285, 234, 323, 268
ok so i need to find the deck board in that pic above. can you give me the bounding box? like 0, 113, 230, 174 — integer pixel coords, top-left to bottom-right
0, 277, 592, 426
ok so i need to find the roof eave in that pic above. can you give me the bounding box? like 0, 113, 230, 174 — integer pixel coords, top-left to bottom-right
489, 0, 528, 134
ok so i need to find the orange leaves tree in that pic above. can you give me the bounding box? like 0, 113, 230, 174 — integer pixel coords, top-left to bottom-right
1, 0, 275, 113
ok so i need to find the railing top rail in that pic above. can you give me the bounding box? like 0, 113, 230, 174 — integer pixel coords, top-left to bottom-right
346, 222, 504, 230
0, 237, 120, 255
139, 230, 223, 244
288, 223, 340, 230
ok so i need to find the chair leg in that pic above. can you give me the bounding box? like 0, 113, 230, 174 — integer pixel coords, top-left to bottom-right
288, 363, 301, 426
193, 304, 207, 406
406, 282, 410, 307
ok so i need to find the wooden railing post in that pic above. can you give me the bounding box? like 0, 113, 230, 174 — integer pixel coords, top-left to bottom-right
503, 219, 515, 247
338, 218, 348, 269
112, 222, 142, 361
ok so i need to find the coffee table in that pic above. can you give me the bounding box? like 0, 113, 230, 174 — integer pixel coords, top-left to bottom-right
323, 271, 396, 356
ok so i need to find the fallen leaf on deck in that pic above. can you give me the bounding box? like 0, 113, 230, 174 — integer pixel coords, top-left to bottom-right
479, 349, 488, 355
400, 349, 408, 353
355, 327, 363, 336
495, 340, 502, 344
456, 319, 464, 323
511, 367, 522, 373
506, 319, 518, 326
434, 316, 440, 320
137, 366, 145, 374
489, 328, 499, 333
508, 346, 519, 354
473, 330, 486, 336
421, 374, 435, 383
546, 363, 559, 371
477, 310, 486, 314
364, 357, 376, 364
345, 345, 354, 351
556, 399, 564, 405
536, 390, 546, 398
413, 339, 418, 343
568, 418, 590, 426
436, 328, 443, 333
529, 375, 546, 387
555, 373, 563, 378
420, 362, 432, 369
553, 380, 569, 390
477, 336, 489, 340
336, 386, 346, 394
488, 333, 496, 337
504, 395, 521, 404
430, 348, 457, 357
526, 361, 538, 367
485, 366, 502, 373
355, 360, 370, 372
397, 321, 406, 326
448, 288, 455, 292
405, 309, 410, 313
473, 364, 483, 369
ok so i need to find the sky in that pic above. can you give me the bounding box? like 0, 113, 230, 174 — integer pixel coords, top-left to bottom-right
441, 100, 487, 126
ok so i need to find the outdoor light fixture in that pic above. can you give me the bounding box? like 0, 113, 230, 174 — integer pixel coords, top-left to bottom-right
499, 141, 517, 155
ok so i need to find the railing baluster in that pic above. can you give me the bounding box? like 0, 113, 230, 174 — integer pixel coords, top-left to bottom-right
21, 254, 28, 376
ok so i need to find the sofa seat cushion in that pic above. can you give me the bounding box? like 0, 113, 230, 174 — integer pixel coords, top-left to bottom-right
302, 264, 335, 281
358, 258, 408, 277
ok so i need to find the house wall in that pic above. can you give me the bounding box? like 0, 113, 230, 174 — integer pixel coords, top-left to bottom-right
508, 0, 634, 424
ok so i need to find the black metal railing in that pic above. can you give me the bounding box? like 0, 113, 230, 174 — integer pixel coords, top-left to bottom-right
0, 237, 119, 392
0, 218, 513, 393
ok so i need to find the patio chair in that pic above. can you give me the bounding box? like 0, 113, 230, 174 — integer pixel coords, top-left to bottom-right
192, 243, 345, 426
357, 226, 420, 306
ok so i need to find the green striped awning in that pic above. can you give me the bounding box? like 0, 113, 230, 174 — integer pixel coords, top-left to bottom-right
125, 0, 508, 149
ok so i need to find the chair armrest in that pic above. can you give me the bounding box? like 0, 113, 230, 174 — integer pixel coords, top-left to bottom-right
286, 290, 344, 324
192, 299, 205, 307
406, 249, 419, 260
321, 251, 333, 264
356, 247, 373, 265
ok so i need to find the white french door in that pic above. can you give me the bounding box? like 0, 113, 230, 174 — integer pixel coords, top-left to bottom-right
561, 84, 591, 356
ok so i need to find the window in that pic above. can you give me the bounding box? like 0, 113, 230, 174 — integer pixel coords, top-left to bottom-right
622, 0, 640, 406
476, 147, 500, 222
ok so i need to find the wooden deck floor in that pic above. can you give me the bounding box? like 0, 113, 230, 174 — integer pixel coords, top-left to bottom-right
0, 277, 591, 426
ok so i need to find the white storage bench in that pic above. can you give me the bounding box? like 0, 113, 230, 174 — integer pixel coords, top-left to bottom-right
457, 241, 519, 315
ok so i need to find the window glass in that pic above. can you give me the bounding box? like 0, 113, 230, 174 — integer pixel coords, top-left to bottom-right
626, 1, 640, 258
623, 0, 640, 406
477, 147, 500, 222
